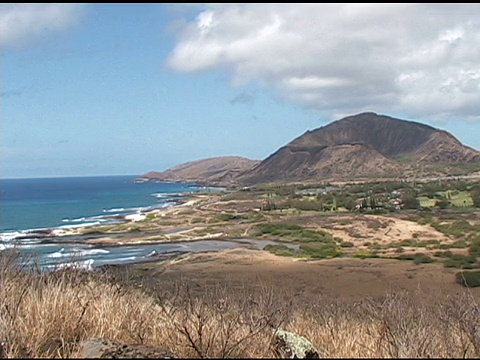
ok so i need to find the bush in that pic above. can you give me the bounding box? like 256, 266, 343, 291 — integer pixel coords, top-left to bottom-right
435, 198, 450, 209
402, 192, 420, 209
469, 239, 480, 257
264, 244, 296, 257
455, 271, 480, 287
340, 241, 354, 248
451, 240, 468, 249
254, 223, 334, 243
353, 252, 379, 259
216, 213, 245, 222
471, 186, 480, 207
443, 253, 478, 269
413, 253, 435, 264
299, 243, 342, 259
396, 253, 434, 264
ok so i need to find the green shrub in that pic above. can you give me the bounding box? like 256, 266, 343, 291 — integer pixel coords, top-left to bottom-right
443, 253, 477, 269
299, 243, 342, 259
471, 186, 480, 207
451, 240, 468, 248
396, 253, 434, 264
216, 213, 245, 222
469, 239, 480, 257
354, 252, 379, 259
340, 241, 354, 248
264, 244, 296, 257
455, 271, 480, 287
435, 198, 450, 209
434, 250, 453, 258
254, 223, 334, 244
413, 253, 435, 264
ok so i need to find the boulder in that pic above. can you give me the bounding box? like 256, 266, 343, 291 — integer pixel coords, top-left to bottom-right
76, 338, 175, 358
272, 328, 320, 358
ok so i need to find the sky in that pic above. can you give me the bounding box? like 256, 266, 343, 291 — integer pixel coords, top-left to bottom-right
2, 3, 480, 179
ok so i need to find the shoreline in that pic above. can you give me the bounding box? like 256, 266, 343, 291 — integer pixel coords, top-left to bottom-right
1, 191, 210, 243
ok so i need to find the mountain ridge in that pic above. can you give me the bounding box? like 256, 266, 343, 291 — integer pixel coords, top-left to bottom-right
136, 156, 260, 187
139, 112, 480, 186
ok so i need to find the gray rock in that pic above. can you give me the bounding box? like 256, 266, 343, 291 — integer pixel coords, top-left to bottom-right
0, 341, 6, 359
272, 328, 320, 358
76, 338, 175, 358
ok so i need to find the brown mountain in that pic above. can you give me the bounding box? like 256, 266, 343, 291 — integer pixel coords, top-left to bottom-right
137, 156, 260, 186
239, 112, 480, 184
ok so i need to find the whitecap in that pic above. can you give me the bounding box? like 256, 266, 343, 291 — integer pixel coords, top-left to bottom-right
146, 250, 158, 257
47, 247, 108, 258
0, 243, 14, 251
0, 231, 24, 241
58, 221, 101, 229
114, 256, 137, 263
103, 207, 126, 213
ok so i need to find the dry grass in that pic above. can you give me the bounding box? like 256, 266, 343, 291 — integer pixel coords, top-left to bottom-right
0, 251, 480, 358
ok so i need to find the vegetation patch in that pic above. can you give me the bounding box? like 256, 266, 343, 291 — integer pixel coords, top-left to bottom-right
263, 244, 297, 257
254, 223, 334, 243
299, 243, 342, 259
438, 252, 478, 269
395, 253, 435, 264
353, 252, 380, 259
216, 213, 246, 222
455, 271, 480, 287
430, 220, 480, 239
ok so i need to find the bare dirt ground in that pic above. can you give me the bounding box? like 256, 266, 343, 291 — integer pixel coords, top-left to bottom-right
112, 248, 480, 306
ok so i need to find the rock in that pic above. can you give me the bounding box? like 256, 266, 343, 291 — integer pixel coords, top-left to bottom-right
0, 341, 6, 358
76, 338, 175, 358
272, 328, 320, 358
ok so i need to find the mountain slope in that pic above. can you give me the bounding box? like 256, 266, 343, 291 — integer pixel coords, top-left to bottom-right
240, 112, 480, 184
137, 156, 259, 186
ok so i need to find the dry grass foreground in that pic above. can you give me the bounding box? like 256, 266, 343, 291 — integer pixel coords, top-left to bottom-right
1, 250, 480, 358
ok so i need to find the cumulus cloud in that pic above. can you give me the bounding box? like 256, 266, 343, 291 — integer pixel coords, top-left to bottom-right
166, 3, 480, 121
0, 3, 85, 49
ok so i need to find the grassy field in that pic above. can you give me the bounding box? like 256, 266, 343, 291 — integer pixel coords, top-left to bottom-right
1, 250, 480, 358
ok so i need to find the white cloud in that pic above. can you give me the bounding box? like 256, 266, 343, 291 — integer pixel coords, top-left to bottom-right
0, 3, 85, 49
166, 3, 480, 121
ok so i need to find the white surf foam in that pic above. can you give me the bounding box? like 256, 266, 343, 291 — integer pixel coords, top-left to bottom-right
47, 258, 94, 272
103, 207, 126, 213
47, 248, 109, 258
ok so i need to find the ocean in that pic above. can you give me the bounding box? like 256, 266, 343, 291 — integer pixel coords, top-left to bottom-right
0, 175, 228, 270
0, 175, 210, 237
0, 175, 292, 271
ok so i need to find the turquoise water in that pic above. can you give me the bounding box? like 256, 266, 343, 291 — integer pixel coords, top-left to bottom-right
0, 175, 297, 272
0, 175, 207, 235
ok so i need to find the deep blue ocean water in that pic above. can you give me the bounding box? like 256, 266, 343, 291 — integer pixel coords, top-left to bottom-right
0, 176, 290, 272
0, 175, 205, 235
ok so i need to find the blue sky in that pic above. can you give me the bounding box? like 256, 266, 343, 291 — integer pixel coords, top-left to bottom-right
2, 4, 480, 178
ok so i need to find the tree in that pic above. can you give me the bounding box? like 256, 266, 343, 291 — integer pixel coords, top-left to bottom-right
402, 192, 420, 209
435, 198, 449, 209
471, 186, 480, 208
370, 195, 376, 209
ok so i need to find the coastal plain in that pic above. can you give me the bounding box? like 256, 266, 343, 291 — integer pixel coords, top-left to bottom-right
82, 187, 480, 304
